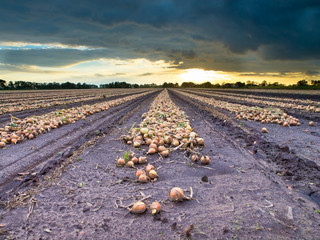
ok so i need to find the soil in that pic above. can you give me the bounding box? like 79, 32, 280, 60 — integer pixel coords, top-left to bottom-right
0, 89, 320, 240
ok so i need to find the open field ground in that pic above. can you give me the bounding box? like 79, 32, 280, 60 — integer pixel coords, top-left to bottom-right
0, 88, 320, 239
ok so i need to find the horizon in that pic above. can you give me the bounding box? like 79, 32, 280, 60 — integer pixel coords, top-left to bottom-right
1, 1, 320, 85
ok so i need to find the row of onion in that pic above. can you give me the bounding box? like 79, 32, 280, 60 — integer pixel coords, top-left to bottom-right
176, 90, 300, 127
0, 91, 154, 148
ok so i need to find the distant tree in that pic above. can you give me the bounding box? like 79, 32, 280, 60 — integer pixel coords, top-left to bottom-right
199, 81, 212, 88
0, 79, 6, 89
260, 80, 267, 86
181, 82, 196, 88
234, 81, 245, 88
297, 80, 308, 87
311, 80, 320, 86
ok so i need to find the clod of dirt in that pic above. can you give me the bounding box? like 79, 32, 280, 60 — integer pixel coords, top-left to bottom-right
201, 176, 208, 182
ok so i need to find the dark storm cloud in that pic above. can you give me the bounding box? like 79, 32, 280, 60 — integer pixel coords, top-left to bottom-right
0, 0, 320, 72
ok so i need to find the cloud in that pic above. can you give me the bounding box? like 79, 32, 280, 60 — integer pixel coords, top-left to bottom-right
305, 70, 320, 76
0, 0, 320, 74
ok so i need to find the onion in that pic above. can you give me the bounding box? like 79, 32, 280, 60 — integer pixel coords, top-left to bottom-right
146, 164, 155, 173
130, 201, 146, 214
190, 154, 199, 162
0, 142, 5, 148
138, 174, 148, 183
148, 148, 156, 154
133, 141, 141, 148
140, 128, 149, 134
131, 157, 139, 164
149, 143, 158, 150
150, 201, 161, 215
126, 161, 134, 168
172, 139, 180, 147
196, 138, 204, 145
261, 127, 269, 133
160, 150, 169, 157
148, 170, 159, 179
158, 146, 167, 152
189, 132, 197, 138
136, 169, 145, 178
200, 155, 210, 165
169, 187, 184, 202
116, 158, 125, 167
138, 156, 147, 164
309, 121, 314, 126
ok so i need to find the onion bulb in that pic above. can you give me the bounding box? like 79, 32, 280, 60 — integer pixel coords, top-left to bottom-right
133, 141, 141, 148
169, 187, 185, 202
200, 155, 210, 165
148, 148, 156, 154
190, 154, 199, 162
116, 158, 125, 167
146, 164, 155, 173
196, 138, 204, 145
148, 169, 159, 179
309, 121, 314, 126
160, 150, 169, 157
138, 156, 147, 164
126, 161, 134, 168
138, 174, 148, 183
136, 169, 145, 178
130, 201, 147, 214
261, 127, 269, 133
150, 201, 161, 215
131, 157, 139, 164
140, 128, 149, 134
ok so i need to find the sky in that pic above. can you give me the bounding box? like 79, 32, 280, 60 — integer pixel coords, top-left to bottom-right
0, 0, 320, 86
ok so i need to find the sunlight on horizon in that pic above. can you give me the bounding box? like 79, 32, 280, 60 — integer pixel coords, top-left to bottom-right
179, 68, 230, 84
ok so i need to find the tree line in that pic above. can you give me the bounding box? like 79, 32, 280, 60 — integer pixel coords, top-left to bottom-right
1, 79, 320, 90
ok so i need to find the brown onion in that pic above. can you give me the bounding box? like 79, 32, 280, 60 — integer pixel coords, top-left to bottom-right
148, 170, 159, 179
130, 201, 147, 214
169, 187, 184, 202
116, 158, 125, 167
146, 164, 155, 173
200, 155, 210, 165
150, 201, 161, 215
138, 156, 147, 164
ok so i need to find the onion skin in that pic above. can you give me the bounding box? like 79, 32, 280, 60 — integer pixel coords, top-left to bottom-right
150, 201, 161, 215
169, 187, 184, 202
130, 201, 147, 214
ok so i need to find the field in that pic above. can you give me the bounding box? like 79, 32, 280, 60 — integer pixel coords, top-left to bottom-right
0, 88, 320, 239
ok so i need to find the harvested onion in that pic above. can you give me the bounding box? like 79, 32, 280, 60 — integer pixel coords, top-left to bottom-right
130, 201, 146, 214
191, 154, 199, 162
116, 158, 125, 167
148, 169, 159, 179
138, 174, 148, 183
169, 187, 184, 202
150, 201, 161, 215
136, 169, 145, 178
138, 156, 147, 164
126, 161, 134, 168
200, 155, 210, 165
146, 164, 155, 173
